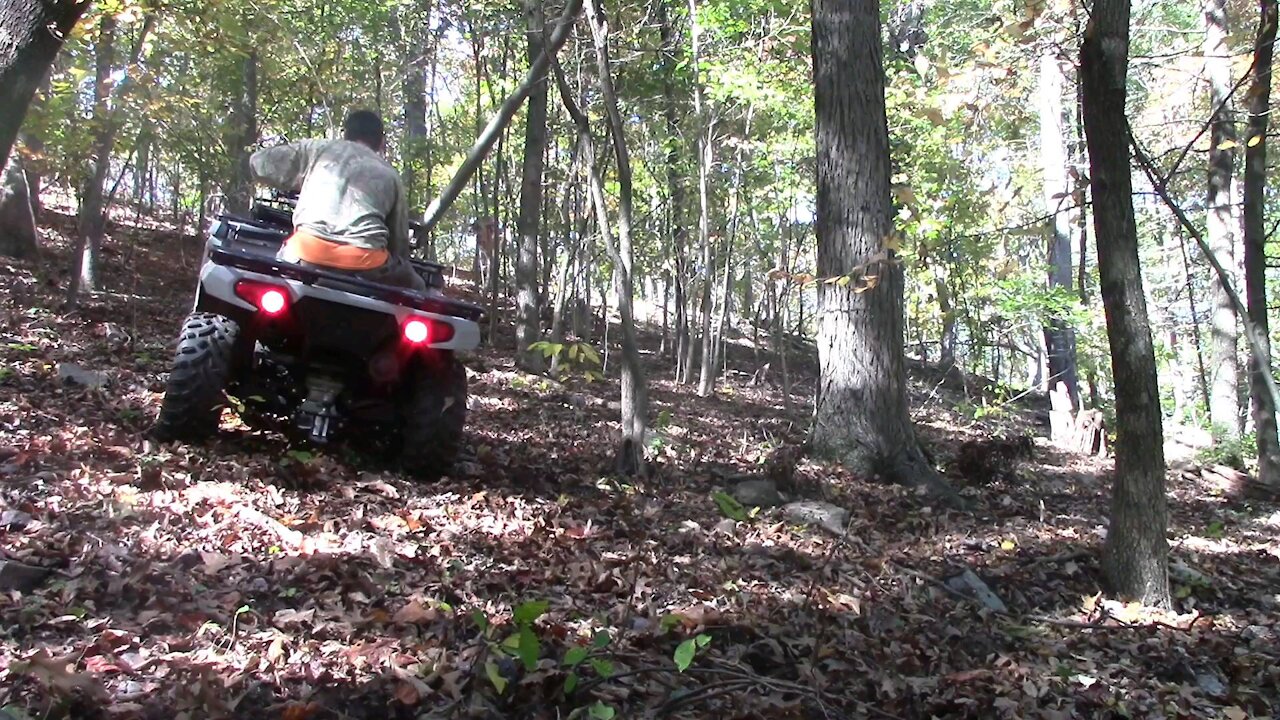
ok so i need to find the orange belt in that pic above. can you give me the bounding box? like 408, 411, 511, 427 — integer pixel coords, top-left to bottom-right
284, 228, 389, 271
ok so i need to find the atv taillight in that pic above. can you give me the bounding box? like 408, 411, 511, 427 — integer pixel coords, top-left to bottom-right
404, 319, 430, 344
402, 317, 455, 345
235, 280, 290, 316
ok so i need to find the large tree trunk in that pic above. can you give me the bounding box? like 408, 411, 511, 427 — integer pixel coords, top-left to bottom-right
0, 0, 88, 170
658, 0, 692, 382
420, 0, 584, 235
400, 6, 429, 208
1204, 0, 1243, 437
1243, 0, 1280, 485
1038, 50, 1081, 419
68, 15, 118, 300
0, 156, 39, 259
1080, 0, 1169, 606
515, 0, 550, 372
227, 51, 258, 215
809, 0, 958, 504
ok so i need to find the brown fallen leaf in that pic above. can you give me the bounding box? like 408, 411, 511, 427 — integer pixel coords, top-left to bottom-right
393, 599, 438, 625
281, 701, 320, 720
11, 649, 107, 699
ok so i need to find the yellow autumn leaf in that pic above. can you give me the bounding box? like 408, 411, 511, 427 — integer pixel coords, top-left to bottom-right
1248, 134, 1264, 147
1217, 139, 1239, 150
1000, 539, 1016, 550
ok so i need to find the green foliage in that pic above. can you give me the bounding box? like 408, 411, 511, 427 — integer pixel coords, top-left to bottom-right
673, 633, 711, 672
530, 341, 604, 383
1196, 430, 1257, 471
711, 490, 748, 521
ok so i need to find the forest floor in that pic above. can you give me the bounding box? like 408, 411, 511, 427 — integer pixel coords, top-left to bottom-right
1, 204, 1279, 720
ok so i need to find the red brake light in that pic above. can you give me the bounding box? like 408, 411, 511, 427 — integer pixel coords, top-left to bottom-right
402, 317, 455, 345
260, 289, 286, 314
235, 280, 290, 315
404, 319, 430, 344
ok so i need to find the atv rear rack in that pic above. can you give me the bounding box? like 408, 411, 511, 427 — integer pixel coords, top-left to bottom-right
207, 246, 486, 322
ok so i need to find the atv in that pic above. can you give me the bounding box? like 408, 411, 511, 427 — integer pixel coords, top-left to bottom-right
152, 192, 484, 480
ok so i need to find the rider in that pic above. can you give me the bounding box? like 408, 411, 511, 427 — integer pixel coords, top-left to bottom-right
249, 109, 426, 291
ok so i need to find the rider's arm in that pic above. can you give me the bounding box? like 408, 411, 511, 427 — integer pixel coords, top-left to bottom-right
249, 141, 317, 191
387, 178, 411, 259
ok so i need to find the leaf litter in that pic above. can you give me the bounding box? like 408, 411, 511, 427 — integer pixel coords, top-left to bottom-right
0, 206, 1277, 719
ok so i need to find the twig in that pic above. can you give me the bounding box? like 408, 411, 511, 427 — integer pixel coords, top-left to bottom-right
653, 678, 753, 717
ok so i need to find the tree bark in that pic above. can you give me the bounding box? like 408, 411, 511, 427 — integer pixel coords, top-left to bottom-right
68, 14, 118, 299
555, 0, 649, 476
420, 0, 584, 235
0, 0, 89, 171
658, 0, 692, 382
0, 156, 38, 259
1080, 0, 1169, 606
1243, 0, 1280, 485
809, 0, 959, 504
227, 51, 258, 215
1205, 0, 1243, 437
516, 0, 550, 372
1038, 50, 1081, 416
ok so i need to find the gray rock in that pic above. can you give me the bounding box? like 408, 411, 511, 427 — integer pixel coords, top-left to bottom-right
57, 363, 108, 389
732, 479, 781, 508
0, 560, 50, 592
0, 509, 32, 530
944, 568, 1007, 613
1196, 671, 1228, 699
783, 500, 849, 534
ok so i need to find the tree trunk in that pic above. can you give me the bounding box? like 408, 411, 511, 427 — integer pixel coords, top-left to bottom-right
556, 0, 649, 476
0, 156, 38, 259
1080, 0, 1169, 606
1243, 0, 1280, 485
133, 124, 152, 208
1177, 225, 1212, 412
227, 51, 258, 215
0, 0, 88, 170
809, 0, 959, 504
515, 0, 550, 372
1204, 0, 1243, 438
658, 0, 691, 382
1039, 50, 1082, 417
68, 15, 118, 300
701, 107, 752, 396
420, 0, 584, 235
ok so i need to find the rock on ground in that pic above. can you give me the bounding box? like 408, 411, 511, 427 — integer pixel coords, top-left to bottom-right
732, 479, 782, 508
783, 500, 849, 534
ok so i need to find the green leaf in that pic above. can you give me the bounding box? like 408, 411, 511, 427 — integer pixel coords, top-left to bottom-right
514, 599, 549, 625
592, 630, 611, 648
517, 625, 541, 671
564, 671, 579, 694
674, 638, 697, 672
590, 658, 614, 678
485, 659, 507, 694
712, 491, 748, 521
588, 702, 616, 720
472, 609, 489, 633
695, 633, 711, 647
564, 646, 590, 667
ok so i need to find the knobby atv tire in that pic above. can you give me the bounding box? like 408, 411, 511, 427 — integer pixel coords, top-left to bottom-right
401, 357, 467, 481
152, 313, 239, 441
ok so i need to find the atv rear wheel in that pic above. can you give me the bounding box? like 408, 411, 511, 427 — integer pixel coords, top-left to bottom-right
152, 313, 239, 441
400, 355, 467, 481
